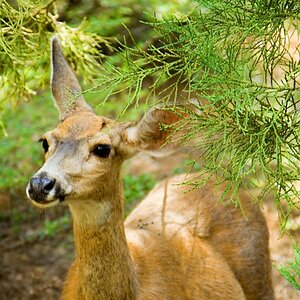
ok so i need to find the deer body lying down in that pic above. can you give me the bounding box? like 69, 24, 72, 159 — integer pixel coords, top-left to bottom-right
27, 37, 274, 300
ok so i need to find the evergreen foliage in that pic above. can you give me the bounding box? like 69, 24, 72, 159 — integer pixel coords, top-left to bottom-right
0, 0, 108, 113
0, 0, 192, 126
279, 242, 300, 290
94, 0, 300, 227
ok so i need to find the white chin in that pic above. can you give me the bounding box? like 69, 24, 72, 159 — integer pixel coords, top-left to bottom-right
30, 199, 60, 208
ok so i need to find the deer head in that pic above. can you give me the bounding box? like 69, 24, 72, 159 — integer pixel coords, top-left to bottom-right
26, 37, 191, 211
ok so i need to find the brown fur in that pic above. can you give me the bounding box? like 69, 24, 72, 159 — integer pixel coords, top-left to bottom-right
27, 37, 274, 300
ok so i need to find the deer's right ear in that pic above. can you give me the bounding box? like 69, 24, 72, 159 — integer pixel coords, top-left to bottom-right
50, 37, 92, 120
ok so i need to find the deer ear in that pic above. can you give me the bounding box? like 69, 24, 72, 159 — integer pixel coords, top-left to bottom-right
50, 36, 92, 119
121, 103, 195, 157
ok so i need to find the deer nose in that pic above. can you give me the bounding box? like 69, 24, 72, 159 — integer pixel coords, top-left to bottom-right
28, 175, 56, 202
31, 176, 56, 191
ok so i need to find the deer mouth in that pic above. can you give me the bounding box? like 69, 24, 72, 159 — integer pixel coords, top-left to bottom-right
30, 198, 61, 208
27, 191, 66, 208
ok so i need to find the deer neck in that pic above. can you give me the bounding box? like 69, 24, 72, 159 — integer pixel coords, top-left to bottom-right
69, 180, 137, 299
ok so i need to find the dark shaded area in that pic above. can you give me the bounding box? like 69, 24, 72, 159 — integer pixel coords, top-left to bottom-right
0, 193, 73, 300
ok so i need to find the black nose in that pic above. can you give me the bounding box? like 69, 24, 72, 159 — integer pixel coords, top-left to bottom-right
28, 175, 56, 202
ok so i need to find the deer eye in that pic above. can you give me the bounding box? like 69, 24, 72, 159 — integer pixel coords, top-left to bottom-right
40, 138, 49, 153
93, 144, 111, 158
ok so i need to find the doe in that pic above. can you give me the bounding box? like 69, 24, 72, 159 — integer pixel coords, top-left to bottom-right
27, 37, 274, 300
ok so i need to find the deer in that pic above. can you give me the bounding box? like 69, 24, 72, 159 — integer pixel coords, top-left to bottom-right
26, 37, 274, 300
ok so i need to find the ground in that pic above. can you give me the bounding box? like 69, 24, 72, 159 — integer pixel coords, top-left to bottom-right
0, 151, 299, 299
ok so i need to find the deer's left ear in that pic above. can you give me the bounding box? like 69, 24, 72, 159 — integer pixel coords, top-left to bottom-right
50, 36, 92, 120
120, 104, 194, 157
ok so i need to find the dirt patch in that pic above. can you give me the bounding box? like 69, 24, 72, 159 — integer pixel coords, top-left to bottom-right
0, 194, 73, 299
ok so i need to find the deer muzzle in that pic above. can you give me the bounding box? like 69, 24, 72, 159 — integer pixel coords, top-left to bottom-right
26, 172, 65, 207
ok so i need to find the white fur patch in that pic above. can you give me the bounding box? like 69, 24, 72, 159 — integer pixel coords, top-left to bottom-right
125, 126, 139, 143
125, 229, 145, 248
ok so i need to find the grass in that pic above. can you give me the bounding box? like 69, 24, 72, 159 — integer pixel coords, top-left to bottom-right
124, 173, 156, 214
0, 91, 57, 190
278, 242, 300, 290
